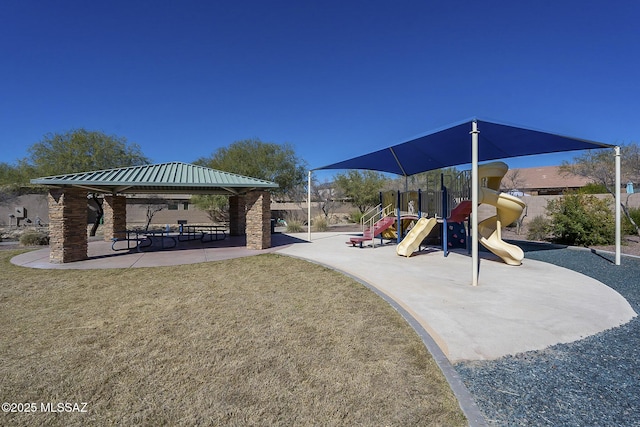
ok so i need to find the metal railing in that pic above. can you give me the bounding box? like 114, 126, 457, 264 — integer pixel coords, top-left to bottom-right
361, 203, 394, 247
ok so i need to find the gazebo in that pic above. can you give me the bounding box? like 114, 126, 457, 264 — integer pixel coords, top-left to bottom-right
31, 162, 278, 263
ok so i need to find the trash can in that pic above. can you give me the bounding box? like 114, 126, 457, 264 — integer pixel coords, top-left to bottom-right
271, 219, 276, 234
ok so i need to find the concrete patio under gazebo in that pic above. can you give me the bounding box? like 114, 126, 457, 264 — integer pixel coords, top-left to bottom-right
30, 162, 279, 264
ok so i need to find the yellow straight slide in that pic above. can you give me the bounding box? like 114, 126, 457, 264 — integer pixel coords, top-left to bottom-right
396, 217, 438, 257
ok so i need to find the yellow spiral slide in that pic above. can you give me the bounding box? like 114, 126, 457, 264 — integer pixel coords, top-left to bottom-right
477, 162, 525, 266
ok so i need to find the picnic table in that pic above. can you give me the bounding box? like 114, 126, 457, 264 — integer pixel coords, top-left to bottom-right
111, 229, 152, 252
111, 228, 177, 252
111, 225, 227, 252
180, 224, 227, 242
145, 228, 178, 249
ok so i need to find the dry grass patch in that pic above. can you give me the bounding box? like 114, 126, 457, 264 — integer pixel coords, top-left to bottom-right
0, 250, 465, 426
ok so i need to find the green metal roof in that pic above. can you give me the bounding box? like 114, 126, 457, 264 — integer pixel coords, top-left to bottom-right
30, 162, 279, 195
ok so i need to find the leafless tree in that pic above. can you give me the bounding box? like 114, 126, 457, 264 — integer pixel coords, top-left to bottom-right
501, 169, 525, 194
143, 198, 166, 231
312, 179, 341, 219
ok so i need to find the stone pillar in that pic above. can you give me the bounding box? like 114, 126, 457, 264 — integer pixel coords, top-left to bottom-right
48, 188, 88, 263
103, 195, 127, 241
228, 195, 246, 236
245, 190, 271, 250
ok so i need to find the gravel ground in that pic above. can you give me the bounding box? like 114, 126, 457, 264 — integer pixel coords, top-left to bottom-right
455, 244, 640, 426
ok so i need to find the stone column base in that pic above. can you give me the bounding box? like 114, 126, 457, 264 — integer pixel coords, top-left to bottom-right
245, 191, 271, 250
103, 195, 127, 241
48, 188, 88, 263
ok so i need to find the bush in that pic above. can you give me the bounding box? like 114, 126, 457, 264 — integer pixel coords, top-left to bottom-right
19, 231, 50, 246
526, 215, 551, 241
623, 207, 640, 235
546, 193, 615, 246
579, 182, 608, 194
313, 216, 329, 232
286, 219, 304, 233
349, 211, 363, 224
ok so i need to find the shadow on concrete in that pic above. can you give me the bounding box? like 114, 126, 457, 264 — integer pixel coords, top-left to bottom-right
90, 232, 310, 261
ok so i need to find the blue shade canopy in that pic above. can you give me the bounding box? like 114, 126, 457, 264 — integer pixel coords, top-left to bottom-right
315, 119, 614, 176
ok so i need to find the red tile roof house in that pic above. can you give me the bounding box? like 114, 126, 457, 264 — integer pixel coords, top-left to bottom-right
501, 166, 591, 196
495, 165, 640, 227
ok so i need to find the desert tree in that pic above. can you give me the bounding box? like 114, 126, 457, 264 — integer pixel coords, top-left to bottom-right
190, 194, 228, 223
143, 199, 166, 231
194, 139, 307, 200
192, 139, 308, 220
24, 129, 149, 176
560, 143, 640, 235
501, 169, 525, 194
22, 129, 150, 235
334, 170, 389, 214
310, 175, 342, 220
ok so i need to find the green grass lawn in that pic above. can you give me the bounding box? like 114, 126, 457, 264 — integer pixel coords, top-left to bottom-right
0, 250, 465, 426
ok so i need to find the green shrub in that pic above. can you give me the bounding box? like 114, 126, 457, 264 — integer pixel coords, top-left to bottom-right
578, 182, 608, 194
286, 219, 304, 233
526, 215, 551, 241
313, 216, 329, 232
19, 231, 50, 246
349, 210, 364, 224
545, 193, 615, 246
623, 207, 640, 235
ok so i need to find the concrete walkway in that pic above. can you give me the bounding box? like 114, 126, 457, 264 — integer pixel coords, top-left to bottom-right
276, 232, 637, 362
10, 231, 637, 362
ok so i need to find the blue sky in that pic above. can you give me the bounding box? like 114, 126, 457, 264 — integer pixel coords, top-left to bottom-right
1, 1, 638, 181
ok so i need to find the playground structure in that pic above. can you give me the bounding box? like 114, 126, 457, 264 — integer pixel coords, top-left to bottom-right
349, 170, 471, 250
348, 162, 526, 266
396, 201, 473, 257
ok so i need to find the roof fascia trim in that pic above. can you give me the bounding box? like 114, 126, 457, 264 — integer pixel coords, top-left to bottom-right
220, 187, 239, 195
72, 184, 114, 194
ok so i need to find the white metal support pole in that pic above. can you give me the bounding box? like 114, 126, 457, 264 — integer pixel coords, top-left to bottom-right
615, 146, 621, 265
471, 121, 479, 286
307, 170, 312, 242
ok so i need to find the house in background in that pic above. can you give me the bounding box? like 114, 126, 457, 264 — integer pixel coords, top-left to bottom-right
502, 166, 592, 196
